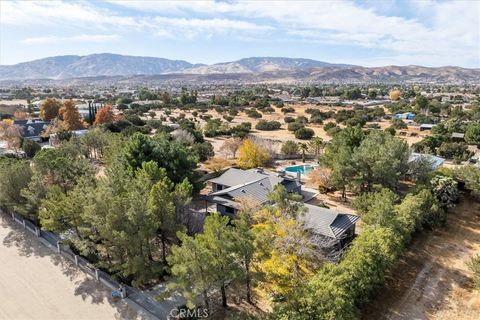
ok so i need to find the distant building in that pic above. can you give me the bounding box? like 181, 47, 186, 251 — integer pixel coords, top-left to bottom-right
409, 152, 445, 169
13, 119, 50, 142
419, 124, 436, 131
451, 132, 465, 142
394, 112, 415, 120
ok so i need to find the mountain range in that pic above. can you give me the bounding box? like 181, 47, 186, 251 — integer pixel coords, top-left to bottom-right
0, 53, 479, 84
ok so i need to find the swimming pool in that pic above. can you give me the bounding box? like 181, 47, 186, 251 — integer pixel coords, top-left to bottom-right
284, 164, 315, 175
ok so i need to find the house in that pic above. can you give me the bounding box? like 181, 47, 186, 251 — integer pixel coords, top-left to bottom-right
302, 203, 359, 249
394, 112, 415, 120
204, 168, 359, 247
451, 132, 465, 142
419, 124, 436, 131
205, 168, 301, 216
409, 152, 445, 169
13, 119, 50, 142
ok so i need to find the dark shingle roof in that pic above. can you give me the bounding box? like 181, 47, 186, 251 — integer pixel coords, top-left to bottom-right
302, 203, 359, 239
209, 177, 274, 205
14, 120, 50, 138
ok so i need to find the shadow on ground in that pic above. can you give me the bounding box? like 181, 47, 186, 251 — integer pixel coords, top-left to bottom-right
0, 214, 142, 320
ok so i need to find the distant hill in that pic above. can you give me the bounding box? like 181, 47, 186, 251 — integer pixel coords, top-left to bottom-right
0, 53, 202, 80
0, 54, 478, 84
182, 57, 355, 74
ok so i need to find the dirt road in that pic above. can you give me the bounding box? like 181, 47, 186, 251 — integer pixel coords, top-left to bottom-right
0, 214, 140, 320
362, 195, 480, 320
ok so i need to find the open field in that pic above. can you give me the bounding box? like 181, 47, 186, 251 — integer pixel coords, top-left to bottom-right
151, 103, 430, 151
0, 214, 141, 320
362, 195, 480, 320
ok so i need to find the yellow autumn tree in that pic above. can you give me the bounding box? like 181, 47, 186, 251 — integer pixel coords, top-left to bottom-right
40, 97, 61, 121
389, 89, 401, 101
237, 139, 270, 169
59, 100, 87, 130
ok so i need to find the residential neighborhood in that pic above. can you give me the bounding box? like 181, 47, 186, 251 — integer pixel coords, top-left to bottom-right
1, 1, 480, 320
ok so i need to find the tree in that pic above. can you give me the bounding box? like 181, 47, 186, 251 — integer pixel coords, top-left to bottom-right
232, 210, 256, 304
237, 139, 270, 169
168, 232, 214, 310
309, 137, 323, 158
219, 137, 242, 159
352, 130, 410, 192
353, 188, 398, 228
191, 141, 214, 162
123, 132, 198, 183
0, 121, 22, 151
281, 140, 299, 156
389, 89, 401, 101
22, 139, 41, 158
0, 158, 32, 213
308, 168, 333, 194
430, 175, 458, 208
295, 128, 315, 140
299, 143, 308, 162
456, 165, 480, 191
169, 213, 240, 309
465, 123, 480, 146
149, 171, 177, 263
94, 105, 117, 125
40, 97, 60, 121
59, 100, 86, 130
415, 95, 429, 112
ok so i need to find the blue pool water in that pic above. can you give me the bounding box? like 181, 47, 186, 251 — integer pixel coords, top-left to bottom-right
284, 164, 315, 175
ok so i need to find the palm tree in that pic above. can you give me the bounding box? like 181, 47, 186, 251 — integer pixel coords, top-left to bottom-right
309, 137, 323, 158
299, 143, 308, 163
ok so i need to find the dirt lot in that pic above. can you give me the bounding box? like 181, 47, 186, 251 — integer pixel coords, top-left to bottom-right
362, 195, 480, 320
151, 103, 429, 152
0, 214, 141, 320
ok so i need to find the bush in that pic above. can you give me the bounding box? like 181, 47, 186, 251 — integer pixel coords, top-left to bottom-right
281, 107, 295, 114
437, 142, 472, 160
281, 140, 299, 155
430, 175, 459, 208
246, 109, 262, 119
295, 128, 315, 140
287, 122, 304, 132
255, 120, 281, 131
284, 116, 295, 123
468, 255, 480, 289
22, 139, 41, 158
192, 142, 215, 162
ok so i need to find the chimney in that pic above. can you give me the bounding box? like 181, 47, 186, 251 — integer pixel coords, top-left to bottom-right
296, 171, 301, 183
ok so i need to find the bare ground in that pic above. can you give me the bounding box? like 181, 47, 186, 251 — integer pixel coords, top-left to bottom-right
362, 195, 480, 320
0, 214, 142, 320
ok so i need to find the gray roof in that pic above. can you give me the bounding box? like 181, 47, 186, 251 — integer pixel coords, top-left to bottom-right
209, 176, 274, 205
419, 124, 436, 129
209, 168, 269, 187
451, 132, 465, 139
302, 203, 359, 239
207, 168, 300, 206
409, 152, 445, 169
13, 119, 50, 138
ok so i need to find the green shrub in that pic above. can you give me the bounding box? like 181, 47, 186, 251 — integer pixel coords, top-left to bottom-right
295, 128, 315, 140
255, 120, 281, 131
287, 122, 304, 132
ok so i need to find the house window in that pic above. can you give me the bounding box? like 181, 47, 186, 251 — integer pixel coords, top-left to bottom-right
216, 184, 223, 191
225, 206, 235, 214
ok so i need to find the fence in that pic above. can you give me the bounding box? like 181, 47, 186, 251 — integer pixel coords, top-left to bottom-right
4, 211, 171, 320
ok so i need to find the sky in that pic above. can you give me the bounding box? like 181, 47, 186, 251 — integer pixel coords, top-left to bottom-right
1, 0, 479, 68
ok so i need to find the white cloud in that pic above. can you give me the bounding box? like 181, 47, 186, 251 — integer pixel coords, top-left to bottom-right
3, 0, 480, 66
20, 34, 120, 45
